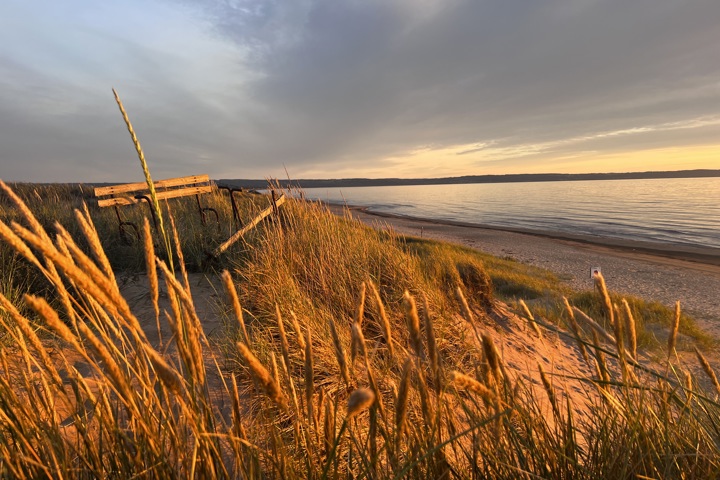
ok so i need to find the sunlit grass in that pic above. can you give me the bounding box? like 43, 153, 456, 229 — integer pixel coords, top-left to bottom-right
0, 181, 718, 478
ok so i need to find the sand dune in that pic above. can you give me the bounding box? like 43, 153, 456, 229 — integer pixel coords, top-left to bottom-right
331, 204, 720, 336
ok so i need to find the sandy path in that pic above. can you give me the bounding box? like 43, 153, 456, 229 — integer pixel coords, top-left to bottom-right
330, 205, 720, 336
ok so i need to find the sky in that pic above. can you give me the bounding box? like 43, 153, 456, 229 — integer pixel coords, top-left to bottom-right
1, 0, 719, 183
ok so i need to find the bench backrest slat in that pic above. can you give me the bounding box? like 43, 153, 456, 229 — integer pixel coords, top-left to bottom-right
94, 181, 150, 197
94, 174, 211, 198
94, 175, 213, 209
97, 184, 214, 208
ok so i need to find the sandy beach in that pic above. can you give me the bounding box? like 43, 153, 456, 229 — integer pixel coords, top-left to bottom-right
329, 204, 720, 336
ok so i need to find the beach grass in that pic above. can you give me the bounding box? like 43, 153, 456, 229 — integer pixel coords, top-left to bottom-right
402, 236, 712, 349
0, 181, 719, 478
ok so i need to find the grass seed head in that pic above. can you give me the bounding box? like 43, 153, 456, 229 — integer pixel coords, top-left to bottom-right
449, 371, 497, 405
694, 347, 720, 397
221, 270, 249, 344
622, 298, 638, 361
289, 310, 306, 353
347, 388, 375, 418
395, 358, 413, 442
368, 280, 395, 359
403, 291, 424, 359
237, 342, 288, 411
355, 281, 367, 326
481, 334, 503, 384
455, 286, 474, 323
328, 318, 351, 387
145, 346, 184, 395
594, 271, 614, 326
668, 301, 681, 359
276, 305, 291, 371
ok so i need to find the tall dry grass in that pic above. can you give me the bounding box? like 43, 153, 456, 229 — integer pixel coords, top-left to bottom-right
0, 181, 718, 477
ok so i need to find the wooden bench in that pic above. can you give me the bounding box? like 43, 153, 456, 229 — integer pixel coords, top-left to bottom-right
94, 174, 217, 241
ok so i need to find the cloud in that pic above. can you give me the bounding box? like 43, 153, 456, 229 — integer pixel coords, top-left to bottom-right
1, 0, 719, 181
190, 0, 720, 174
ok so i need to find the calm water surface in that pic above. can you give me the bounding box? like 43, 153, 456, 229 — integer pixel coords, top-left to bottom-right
303, 178, 720, 250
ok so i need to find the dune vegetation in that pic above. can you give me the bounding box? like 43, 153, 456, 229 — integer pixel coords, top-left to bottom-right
0, 174, 720, 478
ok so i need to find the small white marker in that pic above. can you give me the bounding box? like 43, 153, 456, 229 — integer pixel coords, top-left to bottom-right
591, 266, 602, 279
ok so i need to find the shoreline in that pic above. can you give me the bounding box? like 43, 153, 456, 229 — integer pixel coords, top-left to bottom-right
326, 203, 720, 333
341, 204, 720, 268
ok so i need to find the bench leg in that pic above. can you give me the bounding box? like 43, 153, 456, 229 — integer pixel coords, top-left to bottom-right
195, 195, 219, 228
113, 206, 140, 244
219, 186, 242, 224
135, 195, 158, 230
119, 222, 140, 244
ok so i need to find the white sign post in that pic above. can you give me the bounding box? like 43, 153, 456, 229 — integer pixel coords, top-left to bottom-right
591, 266, 602, 279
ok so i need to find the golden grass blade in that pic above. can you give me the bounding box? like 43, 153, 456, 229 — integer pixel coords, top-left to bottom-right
144, 345, 184, 395
591, 330, 611, 388
112, 88, 170, 260
594, 271, 614, 326
562, 297, 590, 365
276, 305, 292, 373
455, 287, 474, 324
519, 299, 543, 338
422, 294, 440, 392
395, 358, 412, 452
668, 301, 681, 360
289, 310, 306, 355
352, 322, 368, 360
169, 214, 191, 302
611, 303, 627, 380
403, 291, 424, 359
448, 371, 497, 405
622, 299, 638, 361
75, 205, 115, 285
0, 218, 44, 272
13, 221, 145, 337
354, 282, 367, 327
23, 294, 84, 355
237, 342, 288, 411
323, 397, 336, 453
221, 270, 249, 344
572, 306, 615, 345
538, 363, 560, 420
305, 325, 315, 426
694, 347, 720, 397
142, 218, 161, 345
0, 180, 53, 244
368, 280, 394, 359
481, 334, 503, 386
328, 318, 351, 387
0, 293, 65, 387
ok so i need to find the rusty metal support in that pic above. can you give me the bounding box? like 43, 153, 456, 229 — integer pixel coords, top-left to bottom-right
218, 185, 243, 223
113, 205, 140, 244
135, 195, 158, 230
271, 189, 279, 217
195, 194, 219, 227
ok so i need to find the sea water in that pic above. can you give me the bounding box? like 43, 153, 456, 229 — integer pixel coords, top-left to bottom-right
302, 177, 720, 250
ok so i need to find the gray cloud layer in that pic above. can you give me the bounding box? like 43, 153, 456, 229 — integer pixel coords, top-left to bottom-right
2, 0, 719, 181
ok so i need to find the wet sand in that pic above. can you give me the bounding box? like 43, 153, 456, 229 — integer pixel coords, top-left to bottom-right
328, 204, 720, 335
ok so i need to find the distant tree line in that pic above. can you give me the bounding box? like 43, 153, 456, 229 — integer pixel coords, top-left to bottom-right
217, 168, 720, 190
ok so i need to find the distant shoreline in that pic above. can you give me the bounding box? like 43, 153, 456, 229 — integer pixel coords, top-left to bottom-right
218, 168, 720, 190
